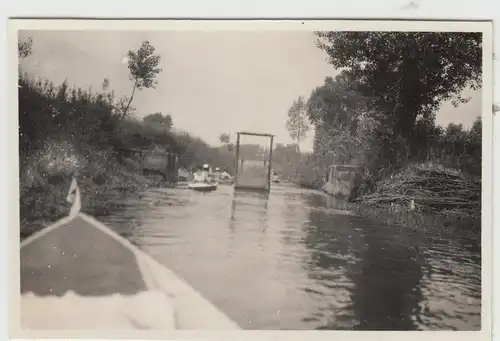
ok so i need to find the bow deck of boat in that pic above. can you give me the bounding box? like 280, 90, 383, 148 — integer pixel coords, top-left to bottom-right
20, 212, 240, 331
21, 215, 147, 296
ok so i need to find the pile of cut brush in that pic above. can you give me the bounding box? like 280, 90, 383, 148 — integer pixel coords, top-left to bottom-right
354, 163, 481, 218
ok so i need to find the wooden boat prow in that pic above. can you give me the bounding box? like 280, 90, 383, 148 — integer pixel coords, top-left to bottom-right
19, 178, 239, 332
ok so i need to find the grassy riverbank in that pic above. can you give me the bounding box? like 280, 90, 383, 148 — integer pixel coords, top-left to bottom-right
19, 139, 155, 239
18, 70, 155, 239
17, 70, 230, 239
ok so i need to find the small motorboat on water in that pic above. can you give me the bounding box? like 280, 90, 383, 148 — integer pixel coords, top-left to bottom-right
188, 164, 219, 192
187, 181, 218, 192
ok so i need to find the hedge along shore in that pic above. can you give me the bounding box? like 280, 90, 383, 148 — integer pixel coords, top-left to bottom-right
297, 161, 481, 239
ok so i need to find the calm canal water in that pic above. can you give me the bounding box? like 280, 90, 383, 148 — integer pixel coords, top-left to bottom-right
95, 183, 481, 331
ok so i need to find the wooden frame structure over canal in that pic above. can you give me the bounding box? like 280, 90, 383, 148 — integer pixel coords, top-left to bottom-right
234, 131, 274, 193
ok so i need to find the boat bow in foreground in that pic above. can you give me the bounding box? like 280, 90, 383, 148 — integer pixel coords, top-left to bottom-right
20, 178, 240, 331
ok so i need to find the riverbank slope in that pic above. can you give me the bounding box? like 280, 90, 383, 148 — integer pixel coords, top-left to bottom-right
296, 161, 481, 235
17, 66, 237, 239
19, 140, 155, 239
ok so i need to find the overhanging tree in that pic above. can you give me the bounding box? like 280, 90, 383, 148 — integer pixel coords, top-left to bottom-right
315, 31, 482, 165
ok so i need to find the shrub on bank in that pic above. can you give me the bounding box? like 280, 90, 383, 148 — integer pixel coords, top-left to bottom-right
18, 74, 154, 237
353, 162, 481, 220
19, 138, 151, 239
291, 156, 481, 231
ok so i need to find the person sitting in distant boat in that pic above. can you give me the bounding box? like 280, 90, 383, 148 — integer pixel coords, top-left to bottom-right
213, 167, 221, 181
219, 170, 232, 181
193, 165, 206, 182
193, 164, 213, 183
205, 164, 216, 182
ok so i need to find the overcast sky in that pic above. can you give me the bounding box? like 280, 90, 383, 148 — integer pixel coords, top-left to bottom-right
19, 30, 482, 151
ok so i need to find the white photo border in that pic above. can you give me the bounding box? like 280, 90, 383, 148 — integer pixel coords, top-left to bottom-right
1, 1, 497, 341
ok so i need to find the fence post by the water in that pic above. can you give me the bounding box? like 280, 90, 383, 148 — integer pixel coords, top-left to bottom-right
235, 133, 241, 184
267, 135, 274, 191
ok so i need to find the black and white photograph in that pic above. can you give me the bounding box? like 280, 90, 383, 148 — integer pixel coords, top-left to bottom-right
10, 19, 493, 338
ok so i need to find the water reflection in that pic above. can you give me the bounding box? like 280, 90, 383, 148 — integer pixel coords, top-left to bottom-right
91, 183, 481, 331
344, 217, 425, 330
299, 193, 363, 329
230, 190, 269, 233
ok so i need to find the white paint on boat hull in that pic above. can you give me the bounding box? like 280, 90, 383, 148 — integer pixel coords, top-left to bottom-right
20, 212, 240, 331
79, 213, 240, 330
21, 290, 176, 330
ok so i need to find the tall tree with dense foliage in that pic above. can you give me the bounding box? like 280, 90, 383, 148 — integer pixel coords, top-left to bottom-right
285, 96, 310, 152
307, 72, 366, 131
307, 72, 369, 164
315, 31, 482, 168
123, 40, 162, 118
